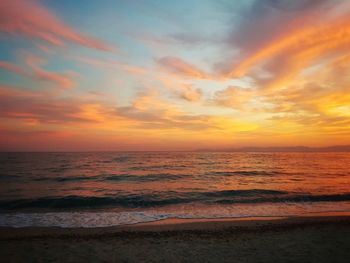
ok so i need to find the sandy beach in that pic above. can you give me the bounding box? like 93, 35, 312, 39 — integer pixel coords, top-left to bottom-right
1, 215, 350, 262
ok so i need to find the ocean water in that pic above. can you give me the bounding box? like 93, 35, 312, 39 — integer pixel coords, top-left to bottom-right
0, 152, 349, 227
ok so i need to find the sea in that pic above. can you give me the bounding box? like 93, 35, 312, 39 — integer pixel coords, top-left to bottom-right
0, 152, 349, 228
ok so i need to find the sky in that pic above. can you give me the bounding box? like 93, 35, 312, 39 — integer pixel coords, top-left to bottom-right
0, 0, 350, 151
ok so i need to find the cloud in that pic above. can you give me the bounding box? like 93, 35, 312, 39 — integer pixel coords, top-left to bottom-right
225, 0, 334, 53
34, 69, 75, 89
2, 0, 350, 149
112, 90, 214, 130
228, 57, 348, 113
24, 53, 76, 89
244, 53, 350, 135
258, 0, 333, 12
75, 56, 147, 76
224, 0, 350, 87
0, 0, 111, 51
0, 86, 91, 124
0, 85, 213, 132
169, 32, 208, 45
157, 56, 210, 79
179, 85, 202, 102
211, 47, 350, 139
0, 61, 28, 76
0, 53, 76, 89
213, 86, 255, 109
230, 19, 350, 79
75, 56, 203, 103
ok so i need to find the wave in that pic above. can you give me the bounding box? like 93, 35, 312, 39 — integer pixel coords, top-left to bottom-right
32, 170, 280, 183
112, 156, 130, 162
215, 193, 350, 204
128, 165, 188, 170
210, 171, 279, 176
33, 175, 100, 182
204, 189, 286, 197
32, 173, 186, 182
0, 195, 186, 210
104, 173, 186, 182
1, 189, 350, 210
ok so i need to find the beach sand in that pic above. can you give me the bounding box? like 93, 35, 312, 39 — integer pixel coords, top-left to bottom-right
1, 215, 350, 262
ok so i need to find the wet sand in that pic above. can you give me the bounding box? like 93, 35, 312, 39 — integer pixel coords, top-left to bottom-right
1, 215, 350, 262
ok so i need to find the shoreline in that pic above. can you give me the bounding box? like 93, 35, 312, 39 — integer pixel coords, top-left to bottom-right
1, 214, 350, 239
1, 215, 350, 262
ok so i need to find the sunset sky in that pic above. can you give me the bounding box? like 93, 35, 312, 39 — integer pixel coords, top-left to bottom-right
0, 0, 350, 151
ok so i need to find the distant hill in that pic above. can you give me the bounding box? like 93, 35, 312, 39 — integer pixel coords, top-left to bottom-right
196, 145, 350, 152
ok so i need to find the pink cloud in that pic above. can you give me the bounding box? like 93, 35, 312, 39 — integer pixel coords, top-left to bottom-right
0, 0, 111, 51
157, 56, 210, 79
75, 56, 147, 75
0, 86, 91, 123
0, 61, 28, 76
33, 68, 75, 89
0, 53, 76, 89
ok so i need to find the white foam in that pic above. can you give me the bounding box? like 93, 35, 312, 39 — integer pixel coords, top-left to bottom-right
1, 201, 350, 228
0, 211, 174, 228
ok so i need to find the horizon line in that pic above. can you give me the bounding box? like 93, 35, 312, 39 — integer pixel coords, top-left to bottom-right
1, 145, 350, 153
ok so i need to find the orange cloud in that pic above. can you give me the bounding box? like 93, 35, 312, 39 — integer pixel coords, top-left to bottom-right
179, 85, 202, 102
2, 80, 349, 150
0, 86, 91, 124
0, 0, 111, 51
228, 12, 350, 88
0, 85, 211, 133
252, 52, 350, 137
2, 1, 350, 151
157, 56, 210, 79
213, 86, 255, 109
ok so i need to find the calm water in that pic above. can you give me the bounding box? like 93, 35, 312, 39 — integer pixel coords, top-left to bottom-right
0, 152, 349, 227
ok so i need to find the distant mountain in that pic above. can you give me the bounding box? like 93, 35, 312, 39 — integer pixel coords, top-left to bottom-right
196, 145, 350, 152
